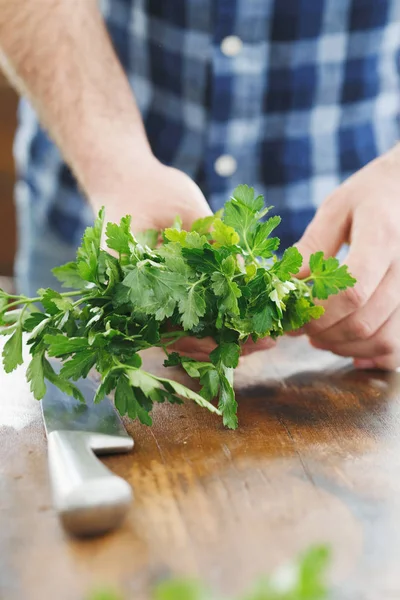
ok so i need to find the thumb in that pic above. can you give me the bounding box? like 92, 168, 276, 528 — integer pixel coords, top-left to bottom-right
294, 196, 350, 278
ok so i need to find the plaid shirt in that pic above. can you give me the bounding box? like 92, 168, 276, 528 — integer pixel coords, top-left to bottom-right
14, 0, 400, 251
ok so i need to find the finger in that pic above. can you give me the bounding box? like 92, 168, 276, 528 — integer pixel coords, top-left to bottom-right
179, 351, 214, 362
354, 354, 400, 371
304, 206, 392, 336
171, 336, 217, 359
311, 303, 400, 359
286, 328, 305, 337
310, 261, 400, 345
295, 192, 350, 278
241, 337, 276, 355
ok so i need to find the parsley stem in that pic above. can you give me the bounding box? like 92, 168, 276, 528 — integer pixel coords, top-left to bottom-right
243, 237, 258, 266
4, 290, 84, 311
160, 330, 187, 340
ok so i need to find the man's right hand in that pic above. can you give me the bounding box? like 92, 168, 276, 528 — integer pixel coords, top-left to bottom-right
90, 153, 212, 233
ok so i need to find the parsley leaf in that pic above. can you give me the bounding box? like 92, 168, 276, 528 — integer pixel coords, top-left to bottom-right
26, 350, 46, 399
52, 261, 86, 289
178, 283, 206, 330
106, 216, 135, 255
309, 252, 356, 299
3, 324, 23, 373
272, 246, 303, 280
77, 208, 104, 283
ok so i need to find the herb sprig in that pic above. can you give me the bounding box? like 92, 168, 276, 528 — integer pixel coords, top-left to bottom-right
88, 545, 330, 600
0, 185, 355, 429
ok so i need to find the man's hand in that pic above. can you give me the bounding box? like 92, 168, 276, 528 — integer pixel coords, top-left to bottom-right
91, 154, 212, 233
90, 153, 275, 361
295, 144, 400, 370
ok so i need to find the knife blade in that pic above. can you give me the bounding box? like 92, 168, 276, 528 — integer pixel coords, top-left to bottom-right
41, 362, 134, 537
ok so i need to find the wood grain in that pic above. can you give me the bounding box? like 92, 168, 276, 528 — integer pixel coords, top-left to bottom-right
1, 337, 400, 600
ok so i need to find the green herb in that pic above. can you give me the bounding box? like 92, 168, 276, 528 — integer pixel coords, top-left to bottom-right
87, 545, 330, 600
0, 186, 355, 429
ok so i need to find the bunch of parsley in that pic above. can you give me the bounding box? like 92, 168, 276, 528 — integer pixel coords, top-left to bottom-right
0, 185, 355, 429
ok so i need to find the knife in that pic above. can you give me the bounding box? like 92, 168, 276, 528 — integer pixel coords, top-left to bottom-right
41, 363, 134, 537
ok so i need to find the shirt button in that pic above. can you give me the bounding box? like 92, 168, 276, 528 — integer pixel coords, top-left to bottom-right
220, 35, 243, 57
214, 155, 237, 177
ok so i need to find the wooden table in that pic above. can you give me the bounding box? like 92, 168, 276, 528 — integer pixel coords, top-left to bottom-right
2, 337, 400, 600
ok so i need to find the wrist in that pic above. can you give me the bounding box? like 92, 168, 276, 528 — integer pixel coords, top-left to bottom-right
72, 128, 155, 207
81, 142, 161, 215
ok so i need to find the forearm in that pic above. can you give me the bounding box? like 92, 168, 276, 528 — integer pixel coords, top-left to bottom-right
0, 0, 151, 200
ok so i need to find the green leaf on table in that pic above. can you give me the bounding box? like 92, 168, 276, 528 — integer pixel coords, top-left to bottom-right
154, 579, 209, 600
87, 588, 123, 600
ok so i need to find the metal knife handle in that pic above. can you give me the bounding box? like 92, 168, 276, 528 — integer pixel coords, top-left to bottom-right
47, 430, 133, 536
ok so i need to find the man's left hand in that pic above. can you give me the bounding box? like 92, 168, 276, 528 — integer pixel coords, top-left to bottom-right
295, 144, 400, 370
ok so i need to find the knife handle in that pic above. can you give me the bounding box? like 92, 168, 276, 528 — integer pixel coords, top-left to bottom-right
47, 430, 133, 536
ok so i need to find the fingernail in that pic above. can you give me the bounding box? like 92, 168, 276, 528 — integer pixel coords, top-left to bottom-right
354, 359, 376, 370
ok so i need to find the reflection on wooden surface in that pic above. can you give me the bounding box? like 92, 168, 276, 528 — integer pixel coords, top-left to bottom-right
1, 337, 400, 600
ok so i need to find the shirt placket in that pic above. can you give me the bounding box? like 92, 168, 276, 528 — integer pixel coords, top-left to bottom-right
205, 0, 270, 210
205, 0, 240, 209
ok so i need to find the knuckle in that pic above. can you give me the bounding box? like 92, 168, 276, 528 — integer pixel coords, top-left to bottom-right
318, 194, 337, 216
342, 284, 368, 310
379, 218, 399, 242
347, 318, 373, 341
376, 334, 396, 356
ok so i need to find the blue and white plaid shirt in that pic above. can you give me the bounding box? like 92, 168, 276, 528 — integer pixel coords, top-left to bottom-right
14, 0, 400, 257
